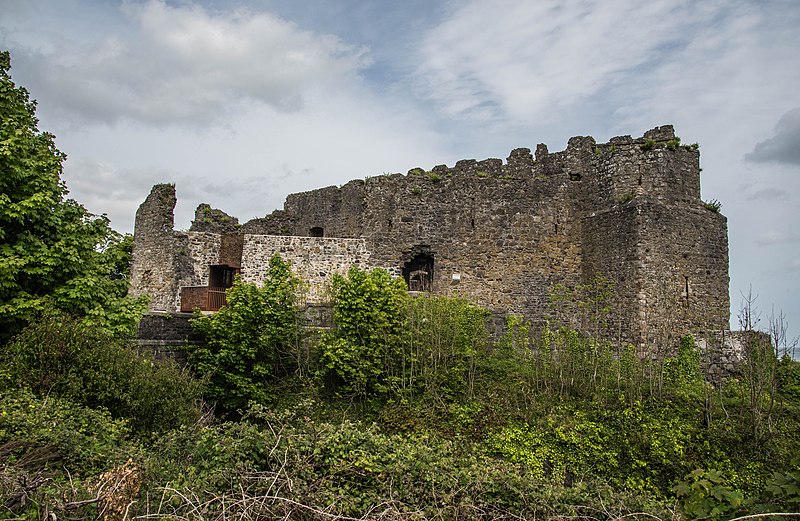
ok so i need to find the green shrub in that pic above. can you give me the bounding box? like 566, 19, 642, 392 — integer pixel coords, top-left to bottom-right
141, 405, 676, 520
1, 308, 202, 433
640, 139, 657, 151
318, 267, 409, 397
662, 334, 708, 402
0, 389, 139, 520
0, 388, 132, 474
777, 355, 800, 400
673, 468, 744, 520
407, 294, 490, 400
190, 254, 302, 412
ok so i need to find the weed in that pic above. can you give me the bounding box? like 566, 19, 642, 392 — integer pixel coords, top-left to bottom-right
617, 191, 635, 204
703, 199, 722, 212
640, 139, 657, 151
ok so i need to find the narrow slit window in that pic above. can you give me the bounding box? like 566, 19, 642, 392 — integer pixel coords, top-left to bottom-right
684, 276, 690, 306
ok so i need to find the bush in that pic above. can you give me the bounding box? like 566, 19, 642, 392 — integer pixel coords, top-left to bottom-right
1, 308, 203, 433
139, 405, 676, 520
318, 267, 409, 397
407, 294, 490, 400
190, 254, 302, 412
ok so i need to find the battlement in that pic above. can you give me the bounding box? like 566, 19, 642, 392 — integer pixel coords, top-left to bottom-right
130, 125, 729, 350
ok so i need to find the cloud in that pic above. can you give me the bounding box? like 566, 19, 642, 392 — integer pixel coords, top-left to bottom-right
746, 107, 800, 165
746, 187, 790, 201
62, 157, 162, 232
8, 0, 369, 127
754, 230, 800, 246
412, 0, 719, 124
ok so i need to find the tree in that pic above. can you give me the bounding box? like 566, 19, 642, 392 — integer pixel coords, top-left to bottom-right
319, 267, 410, 397
189, 254, 302, 412
0, 51, 145, 341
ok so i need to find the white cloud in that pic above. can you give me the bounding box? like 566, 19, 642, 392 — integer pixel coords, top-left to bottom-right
414, 0, 706, 124
4, 0, 800, 338
755, 231, 800, 246
9, 0, 369, 126
746, 187, 790, 201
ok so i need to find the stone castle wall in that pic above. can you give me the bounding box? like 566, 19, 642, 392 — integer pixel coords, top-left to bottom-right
130, 125, 730, 351
130, 184, 180, 312
240, 235, 377, 302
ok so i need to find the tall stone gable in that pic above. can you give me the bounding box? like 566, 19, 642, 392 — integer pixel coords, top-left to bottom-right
130, 125, 730, 349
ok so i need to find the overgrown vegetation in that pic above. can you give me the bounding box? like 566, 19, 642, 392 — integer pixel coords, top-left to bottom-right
3, 49, 800, 520
4, 271, 799, 519
189, 255, 301, 412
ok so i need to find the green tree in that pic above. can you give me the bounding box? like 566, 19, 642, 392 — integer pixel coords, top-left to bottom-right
319, 267, 410, 397
190, 254, 302, 412
0, 51, 145, 340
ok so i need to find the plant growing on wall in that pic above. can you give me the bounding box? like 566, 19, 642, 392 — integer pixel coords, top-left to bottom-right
704, 199, 722, 212
190, 254, 301, 412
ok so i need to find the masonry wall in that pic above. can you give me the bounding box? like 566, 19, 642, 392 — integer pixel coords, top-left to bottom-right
240, 235, 376, 302
266, 147, 584, 317
130, 184, 180, 312
580, 203, 643, 346
178, 232, 221, 288
130, 125, 730, 352
635, 199, 730, 351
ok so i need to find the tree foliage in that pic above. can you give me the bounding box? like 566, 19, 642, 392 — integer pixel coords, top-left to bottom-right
319, 267, 410, 396
0, 51, 146, 341
0, 307, 203, 433
190, 254, 302, 412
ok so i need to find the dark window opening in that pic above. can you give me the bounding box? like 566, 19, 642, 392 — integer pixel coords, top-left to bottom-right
210, 265, 237, 288
310, 226, 324, 237
403, 253, 434, 292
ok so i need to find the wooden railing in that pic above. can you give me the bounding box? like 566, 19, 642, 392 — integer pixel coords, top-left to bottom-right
180, 286, 228, 312
207, 288, 227, 311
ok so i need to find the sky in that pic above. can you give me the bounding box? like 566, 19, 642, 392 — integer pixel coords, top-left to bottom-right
2, 0, 799, 342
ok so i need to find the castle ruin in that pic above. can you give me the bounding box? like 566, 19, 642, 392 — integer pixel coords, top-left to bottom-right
130, 125, 730, 351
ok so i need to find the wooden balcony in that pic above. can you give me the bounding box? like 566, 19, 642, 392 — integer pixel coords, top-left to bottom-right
180, 286, 228, 312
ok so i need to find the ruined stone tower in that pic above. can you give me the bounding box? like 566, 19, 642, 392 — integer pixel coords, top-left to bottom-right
130, 125, 730, 350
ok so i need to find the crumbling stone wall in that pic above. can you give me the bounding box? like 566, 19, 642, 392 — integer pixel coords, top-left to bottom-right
697, 330, 771, 384
130, 125, 730, 352
130, 184, 181, 312
191, 204, 239, 234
